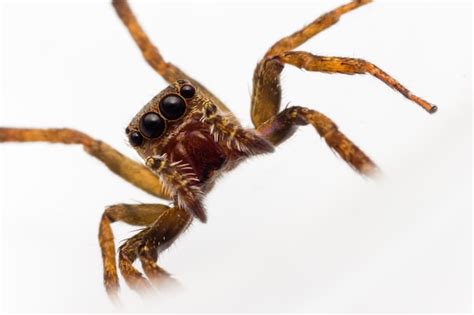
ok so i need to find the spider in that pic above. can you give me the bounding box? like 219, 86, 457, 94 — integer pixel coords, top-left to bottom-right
0, 0, 438, 302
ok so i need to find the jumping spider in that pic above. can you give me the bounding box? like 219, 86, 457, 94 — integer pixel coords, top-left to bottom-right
0, 0, 438, 301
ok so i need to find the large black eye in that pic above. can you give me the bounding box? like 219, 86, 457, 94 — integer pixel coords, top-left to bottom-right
179, 84, 195, 99
159, 94, 186, 120
129, 131, 143, 146
139, 112, 165, 138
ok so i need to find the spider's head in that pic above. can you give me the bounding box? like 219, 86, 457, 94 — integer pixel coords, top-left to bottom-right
125, 80, 199, 159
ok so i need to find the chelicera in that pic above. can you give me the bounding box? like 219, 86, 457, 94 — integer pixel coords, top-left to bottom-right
0, 0, 438, 302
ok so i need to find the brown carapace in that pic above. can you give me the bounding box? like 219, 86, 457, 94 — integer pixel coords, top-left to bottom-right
0, 0, 438, 302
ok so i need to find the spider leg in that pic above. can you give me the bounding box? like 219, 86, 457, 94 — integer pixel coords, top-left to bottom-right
99, 203, 170, 301
118, 206, 192, 295
257, 106, 378, 176
265, 0, 372, 58
251, 0, 372, 126
0, 128, 171, 199
275, 52, 438, 114
250, 1, 437, 174
112, 0, 231, 113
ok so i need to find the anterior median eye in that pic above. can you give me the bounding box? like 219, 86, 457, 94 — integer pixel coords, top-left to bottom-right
139, 112, 165, 138
159, 94, 186, 120
129, 131, 143, 146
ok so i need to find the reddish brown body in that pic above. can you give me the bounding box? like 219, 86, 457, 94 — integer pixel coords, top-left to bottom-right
127, 81, 274, 222
0, 0, 438, 303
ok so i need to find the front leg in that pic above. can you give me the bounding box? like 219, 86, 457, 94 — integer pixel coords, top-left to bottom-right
251, 0, 373, 127
0, 128, 171, 199
275, 52, 438, 114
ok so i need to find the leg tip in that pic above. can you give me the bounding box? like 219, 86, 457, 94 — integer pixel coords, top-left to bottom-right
429, 105, 438, 114
359, 162, 382, 179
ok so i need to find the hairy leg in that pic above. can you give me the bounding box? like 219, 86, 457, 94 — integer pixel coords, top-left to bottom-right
99, 203, 170, 300
257, 106, 377, 175
118, 206, 192, 294
265, 0, 371, 58
251, 58, 284, 127
276, 52, 438, 114
251, 0, 371, 126
112, 0, 231, 113
0, 128, 171, 199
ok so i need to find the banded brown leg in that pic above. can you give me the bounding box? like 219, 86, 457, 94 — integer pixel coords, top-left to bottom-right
251, 0, 372, 127
275, 52, 438, 114
257, 106, 378, 175
117, 206, 192, 295
112, 0, 231, 113
99, 203, 171, 300
0, 128, 170, 199
264, 0, 372, 58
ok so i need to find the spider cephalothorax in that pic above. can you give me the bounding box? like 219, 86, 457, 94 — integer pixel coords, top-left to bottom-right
0, 0, 439, 303
126, 80, 274, 222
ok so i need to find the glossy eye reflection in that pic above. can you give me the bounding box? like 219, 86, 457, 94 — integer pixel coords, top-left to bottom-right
128, 131, 143, 146
179, 84, 196, 99
159, 94, 186, 120
139, 112, 165, 138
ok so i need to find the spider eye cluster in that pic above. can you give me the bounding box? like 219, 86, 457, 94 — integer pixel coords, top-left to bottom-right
128, 82, 196, 146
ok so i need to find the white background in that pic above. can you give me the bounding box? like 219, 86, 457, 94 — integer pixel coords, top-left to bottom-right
0, 0, 471, 312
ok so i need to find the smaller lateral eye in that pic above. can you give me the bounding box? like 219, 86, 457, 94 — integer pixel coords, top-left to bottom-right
129, 131, 143, 146
179, 84, 196, 99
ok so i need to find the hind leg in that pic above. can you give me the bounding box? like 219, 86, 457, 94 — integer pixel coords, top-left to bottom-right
112, 0, 231, 113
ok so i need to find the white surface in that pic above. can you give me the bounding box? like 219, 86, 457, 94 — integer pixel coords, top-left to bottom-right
0, 0, 471, 312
